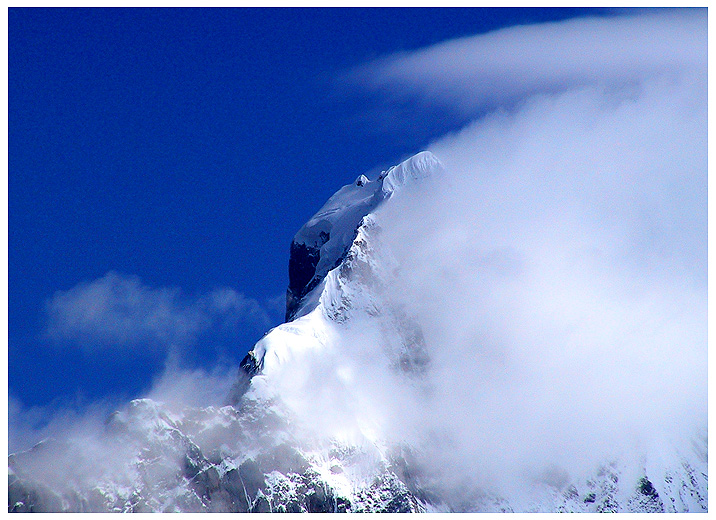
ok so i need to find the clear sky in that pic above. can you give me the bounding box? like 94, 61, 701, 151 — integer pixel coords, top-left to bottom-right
10, 8, 621, 413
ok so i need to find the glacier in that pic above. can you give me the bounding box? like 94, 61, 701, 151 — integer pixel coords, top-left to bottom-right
8, 151, 707, 512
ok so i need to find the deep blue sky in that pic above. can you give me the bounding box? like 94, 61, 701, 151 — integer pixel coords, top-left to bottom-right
9, 8, 611, 410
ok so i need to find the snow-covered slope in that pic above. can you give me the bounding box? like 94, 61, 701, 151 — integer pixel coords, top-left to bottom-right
8, 151, 707, 513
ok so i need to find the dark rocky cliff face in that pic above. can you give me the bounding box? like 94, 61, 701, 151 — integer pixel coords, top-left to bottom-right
285, 240, 324, 321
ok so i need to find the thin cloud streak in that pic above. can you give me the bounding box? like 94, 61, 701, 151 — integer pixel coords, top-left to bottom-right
353, 9, 706, 116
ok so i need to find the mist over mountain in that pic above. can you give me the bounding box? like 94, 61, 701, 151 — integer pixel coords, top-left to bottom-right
8, 9, 706, 513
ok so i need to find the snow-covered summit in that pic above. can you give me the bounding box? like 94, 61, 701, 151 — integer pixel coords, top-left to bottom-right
286, 151, 444, 321
380, 150, 442, 194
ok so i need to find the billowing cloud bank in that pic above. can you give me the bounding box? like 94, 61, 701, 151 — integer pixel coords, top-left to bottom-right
361, 8, 706, 495
247, 12, 705, 499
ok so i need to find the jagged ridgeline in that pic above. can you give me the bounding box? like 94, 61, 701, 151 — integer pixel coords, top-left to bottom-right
8, 152, 707, 512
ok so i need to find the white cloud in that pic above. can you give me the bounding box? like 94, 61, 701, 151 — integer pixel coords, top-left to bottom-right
44, 271, 271, 350
144, 359, 239, 411
357, 8, 707, 496
353, 9, 705, 116
8, 394, 118, 455
9, 359, 240, 454
262, 8, 706, 501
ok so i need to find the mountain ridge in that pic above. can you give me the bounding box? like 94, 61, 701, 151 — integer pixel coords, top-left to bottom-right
8, 151, 707, 513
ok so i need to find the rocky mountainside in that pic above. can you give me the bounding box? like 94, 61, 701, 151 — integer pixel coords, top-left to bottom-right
8, 152, 708, 512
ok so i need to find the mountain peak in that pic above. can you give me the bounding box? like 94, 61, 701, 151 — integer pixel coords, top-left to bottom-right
286, 151, 443, 321
381, 151, 443, 193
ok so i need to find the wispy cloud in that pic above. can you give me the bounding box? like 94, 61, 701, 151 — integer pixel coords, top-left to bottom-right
12, 272, 272, 453
44, 271, 271, 351
8, 394, 119, 455
351, 9, 705, 116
